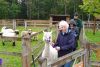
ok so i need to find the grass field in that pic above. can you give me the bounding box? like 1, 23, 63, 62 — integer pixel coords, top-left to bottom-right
85, 29, 100, 43
0, 26, 100, 67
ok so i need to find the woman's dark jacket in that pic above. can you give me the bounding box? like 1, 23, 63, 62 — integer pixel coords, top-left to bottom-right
54, 31, 76, 57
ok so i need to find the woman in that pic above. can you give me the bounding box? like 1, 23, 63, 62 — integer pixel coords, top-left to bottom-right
69, 20, 79, 50
54, 20, 76, 67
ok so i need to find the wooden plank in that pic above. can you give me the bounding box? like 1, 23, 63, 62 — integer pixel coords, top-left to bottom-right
32, 24, 50, 25
0, 19, 51, 27
90, 61, 100, 66
90, 43, 100, 49
49, 49, 86, 67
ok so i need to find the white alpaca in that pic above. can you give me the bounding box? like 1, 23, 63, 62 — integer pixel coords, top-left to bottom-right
42, 31, 58, 65
0, 26, 19, 46
1, 26, 18, 37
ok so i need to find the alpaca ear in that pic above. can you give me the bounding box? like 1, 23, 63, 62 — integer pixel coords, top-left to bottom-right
43, 31, 44, 33
43, 31, 45, 41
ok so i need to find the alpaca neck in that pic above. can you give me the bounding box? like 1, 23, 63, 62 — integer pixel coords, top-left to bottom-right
44, 42, 50, 57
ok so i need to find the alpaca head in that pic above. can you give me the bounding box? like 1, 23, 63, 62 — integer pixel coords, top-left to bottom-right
1, 26, 7, 32
2, 26, 6, 29
21, 31, 31, 38
43, 31, 52, 43
1, 26, 14, 33
27, 29, 32, 35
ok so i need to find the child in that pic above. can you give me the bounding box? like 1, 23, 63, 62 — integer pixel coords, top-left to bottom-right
69, 20, 79, 50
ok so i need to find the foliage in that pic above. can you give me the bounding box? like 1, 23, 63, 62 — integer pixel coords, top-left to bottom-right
7, 0, 21, 19
0, 0, 9, 19
29, 0, 84, 19
80, 0, 100, 17
9, 4, 20, 19
18, 1, 27, 19
0, 0, 89, 19
0, 0, 21, 19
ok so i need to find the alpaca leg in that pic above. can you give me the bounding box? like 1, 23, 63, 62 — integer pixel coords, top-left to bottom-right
2, 41, 5, 46
12, 41, 15, 46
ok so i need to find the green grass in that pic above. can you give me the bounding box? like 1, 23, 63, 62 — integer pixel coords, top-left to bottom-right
85, 29, 100, 43
0, 41, 21, 52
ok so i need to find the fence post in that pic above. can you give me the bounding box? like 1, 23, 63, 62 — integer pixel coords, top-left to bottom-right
13, 19, 16, 30
24, 21, 27, 30
38, 57, 47, 67
21, 32, 31, 67
84, 42, 90, 67
49, 17, 52, 27
79, 24, 91, 67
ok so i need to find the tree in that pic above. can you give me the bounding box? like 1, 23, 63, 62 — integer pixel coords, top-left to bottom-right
0, 0, 9, 19
18, 0, 27, 19
80, 0, 100, 35
0, 0, 87, 19
8, 0, 21, 19
80, 0, 100, 17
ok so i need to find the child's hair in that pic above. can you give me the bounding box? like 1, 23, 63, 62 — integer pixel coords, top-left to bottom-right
70, 19, 76, 26
74, 12, 79, 16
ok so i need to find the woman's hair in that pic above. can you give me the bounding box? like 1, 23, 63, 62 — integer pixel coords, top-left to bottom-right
59, 20, 69, 29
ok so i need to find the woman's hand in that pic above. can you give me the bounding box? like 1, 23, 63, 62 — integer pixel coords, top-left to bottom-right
55, 46, 60, 51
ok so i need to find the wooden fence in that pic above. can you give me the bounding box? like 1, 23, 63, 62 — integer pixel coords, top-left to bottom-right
0, 19, 100, 29
38, 49, 86, 67
84, 22, 100, 29
0, 19, 51, 28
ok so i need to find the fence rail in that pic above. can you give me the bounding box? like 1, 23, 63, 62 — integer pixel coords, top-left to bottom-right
0, 19, 51, 27
0, 20, 100, 28
49, 49, 86, 67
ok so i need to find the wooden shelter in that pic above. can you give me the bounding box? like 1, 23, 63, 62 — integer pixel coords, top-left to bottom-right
50, 14, 70, 24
